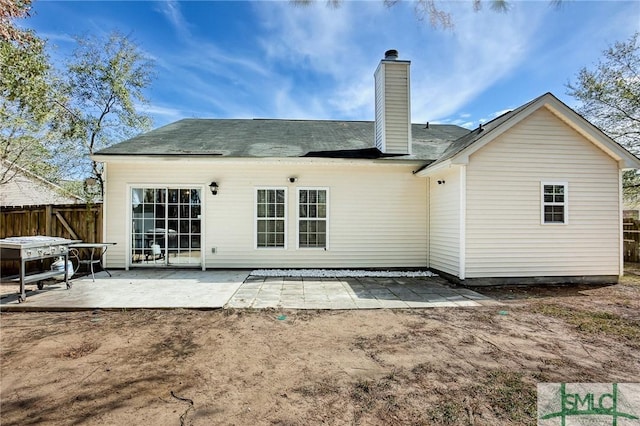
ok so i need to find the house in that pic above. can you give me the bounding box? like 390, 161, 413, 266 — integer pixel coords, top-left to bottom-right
93, 50, 640, 285
0, 160, 83, 207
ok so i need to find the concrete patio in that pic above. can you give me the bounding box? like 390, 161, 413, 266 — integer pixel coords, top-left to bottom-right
0, 269, 497, 311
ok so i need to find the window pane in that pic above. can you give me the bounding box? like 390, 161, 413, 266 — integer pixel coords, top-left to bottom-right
543, 184, 566, 224
298, 189, 327, 248
544, 205, 564, 223
256, 189, 286, 248
191, 221, 201, 233
144, 189, 155, 203
191, 189, 200, 204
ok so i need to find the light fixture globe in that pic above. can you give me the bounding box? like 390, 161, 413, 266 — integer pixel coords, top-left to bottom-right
209, 181, 219, 195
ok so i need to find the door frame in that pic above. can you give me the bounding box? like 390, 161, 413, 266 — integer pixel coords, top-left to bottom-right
126, 184, 206, 270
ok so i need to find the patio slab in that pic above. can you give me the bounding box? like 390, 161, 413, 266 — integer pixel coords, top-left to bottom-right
225, 275, 496, 310
0, 269, 249, 311
0, 270, 497, 311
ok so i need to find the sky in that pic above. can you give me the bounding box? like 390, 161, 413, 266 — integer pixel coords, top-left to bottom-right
24, 0, 640, 130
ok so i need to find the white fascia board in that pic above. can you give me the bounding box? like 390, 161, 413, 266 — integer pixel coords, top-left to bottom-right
91, 155, 423, 168
414, 160, 452, 177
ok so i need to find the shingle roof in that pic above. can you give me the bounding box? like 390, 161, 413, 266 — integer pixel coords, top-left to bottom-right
95, 119, 470, 161
0, 161, 83, 207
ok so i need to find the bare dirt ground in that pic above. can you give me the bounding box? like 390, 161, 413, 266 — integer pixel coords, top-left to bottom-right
1, 273, 639, 425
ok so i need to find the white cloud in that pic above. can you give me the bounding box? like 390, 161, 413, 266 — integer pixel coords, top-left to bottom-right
155, 1, 191, 39
409, 3, 548, 122
249, 1, 548, 122
136, 103, 184, 125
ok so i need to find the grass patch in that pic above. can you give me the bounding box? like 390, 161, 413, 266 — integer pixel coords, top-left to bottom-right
59, 341, 99, 359
151, 330, 199, 359
533, 303, 640, 342
480, 370, 536, 422
293, 380, 340, 397
424, 400, 466, 424
344, 366, 537, 425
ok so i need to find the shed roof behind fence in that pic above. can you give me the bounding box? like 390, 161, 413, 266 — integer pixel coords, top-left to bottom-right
0, 161, 83, 208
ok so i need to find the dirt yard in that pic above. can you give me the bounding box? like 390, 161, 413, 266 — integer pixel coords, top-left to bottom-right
1, 274, 639, 425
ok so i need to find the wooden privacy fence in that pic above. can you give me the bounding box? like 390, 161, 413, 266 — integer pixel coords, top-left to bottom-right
1, 203, 103, 276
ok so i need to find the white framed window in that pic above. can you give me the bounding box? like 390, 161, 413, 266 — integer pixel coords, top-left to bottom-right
255, 188, 287, 248
541, 182, 568, 224
297, 188, 328, 249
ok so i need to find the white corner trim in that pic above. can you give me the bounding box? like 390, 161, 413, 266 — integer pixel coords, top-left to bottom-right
459, 165, 466, 280
619, 169, 624, 277
102, 162, 110, 268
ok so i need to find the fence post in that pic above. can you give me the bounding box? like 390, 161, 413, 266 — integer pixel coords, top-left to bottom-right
45, 205, 52, 236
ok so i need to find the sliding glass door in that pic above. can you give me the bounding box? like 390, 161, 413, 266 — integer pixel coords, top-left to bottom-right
131, 187, 202, 267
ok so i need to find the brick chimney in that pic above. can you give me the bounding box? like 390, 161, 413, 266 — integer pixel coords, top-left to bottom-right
374, 49, 411, 155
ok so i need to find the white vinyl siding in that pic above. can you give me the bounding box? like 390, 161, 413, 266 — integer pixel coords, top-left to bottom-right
428, 167, 461, 276
374, 61, 411, 154
102, 161, 427, 269
465, 107, 620, 278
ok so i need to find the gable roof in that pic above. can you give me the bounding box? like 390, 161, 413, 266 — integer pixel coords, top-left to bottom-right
94, 119, 470, 162
416, 92, 640, 174
0, 161, 83, 207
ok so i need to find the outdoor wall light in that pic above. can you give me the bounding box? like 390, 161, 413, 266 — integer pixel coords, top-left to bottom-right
437, 180, 445, 185
288, 176, 298, 183
209, 181, 219, 195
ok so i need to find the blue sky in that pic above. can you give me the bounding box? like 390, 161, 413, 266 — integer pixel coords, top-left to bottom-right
26, 0, 639, 130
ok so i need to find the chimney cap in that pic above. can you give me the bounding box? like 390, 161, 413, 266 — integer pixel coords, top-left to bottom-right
384, 49, 399, 60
